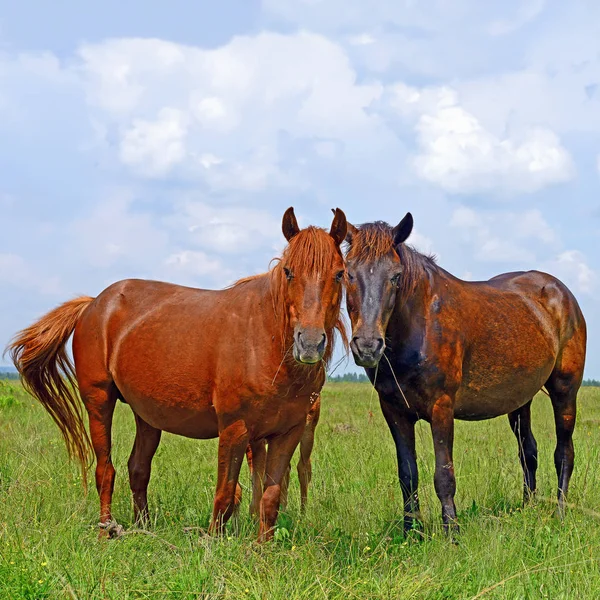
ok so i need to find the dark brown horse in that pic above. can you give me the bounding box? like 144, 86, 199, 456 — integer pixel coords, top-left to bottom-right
342, 213, 586, 534
8, 208, 347, 542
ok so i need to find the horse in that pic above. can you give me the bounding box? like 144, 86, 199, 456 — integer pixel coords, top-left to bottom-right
341, 212, 586, 534
7, 207, 348, 542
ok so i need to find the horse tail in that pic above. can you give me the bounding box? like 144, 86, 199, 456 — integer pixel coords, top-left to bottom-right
6, 296, 96, 479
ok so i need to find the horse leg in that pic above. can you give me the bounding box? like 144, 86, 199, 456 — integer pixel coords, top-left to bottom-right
297, 396, 320, 513
546, 374, 578, 518
248, 440, 266, 519
280, 464, 291, 511
82, 383, 118, 538
379, 396, 420, 533
259, 423, 305, 542
430, 393, 458, 535
128, 413, 162, 524
508, 400, 538, 504
209, 421, 249, 536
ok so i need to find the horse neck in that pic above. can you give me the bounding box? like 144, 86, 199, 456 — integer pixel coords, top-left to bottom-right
392, 251, 443, 336
240, 271, 301, 359
226, 272, 325, 393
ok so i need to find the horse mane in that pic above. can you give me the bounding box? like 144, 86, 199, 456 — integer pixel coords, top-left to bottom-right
231, 226, 348, 366
346, 221, 437, 298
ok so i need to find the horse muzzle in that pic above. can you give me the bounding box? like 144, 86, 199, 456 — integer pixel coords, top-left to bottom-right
293, 328, 327, 365
351, 335, 385, 368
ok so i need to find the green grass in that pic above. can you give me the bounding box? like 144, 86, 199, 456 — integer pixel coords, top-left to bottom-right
1, 381, 600, 599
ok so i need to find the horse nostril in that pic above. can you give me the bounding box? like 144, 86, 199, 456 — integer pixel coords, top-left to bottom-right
317, 333, 326, 353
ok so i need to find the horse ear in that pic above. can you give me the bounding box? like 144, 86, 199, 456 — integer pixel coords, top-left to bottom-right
329, 208, 348, 247
393, 212, 413, 246
282, 207, 300, 241
331, 208, 357, 243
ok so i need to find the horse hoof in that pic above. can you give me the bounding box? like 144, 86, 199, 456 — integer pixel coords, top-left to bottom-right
98, 520, 125, 539
403, 517, 425, 540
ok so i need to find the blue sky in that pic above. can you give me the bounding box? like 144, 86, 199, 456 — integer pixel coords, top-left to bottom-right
0, 0, 599, 377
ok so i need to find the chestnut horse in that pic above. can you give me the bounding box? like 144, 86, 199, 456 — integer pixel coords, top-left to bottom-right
342, 213, 586, 534
8, 208, 347, 541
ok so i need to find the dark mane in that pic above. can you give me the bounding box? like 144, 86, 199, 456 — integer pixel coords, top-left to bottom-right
232, 226, 348, 365
346, 221, 437, 298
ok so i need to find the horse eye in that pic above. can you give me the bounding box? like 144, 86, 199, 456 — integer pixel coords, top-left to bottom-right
283, 267, 294, 281
335, 270, 345, 282
390, 273, 401, 285
347, 273, 355, 282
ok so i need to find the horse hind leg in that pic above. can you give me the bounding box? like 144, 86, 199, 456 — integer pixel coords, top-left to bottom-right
508, 400, 538, 504
247, 441, 266, 519
280, 464, 291, 511
81, 382, 119, 538
297, 398, 320, 513
546, 371, 579, 518
128, 413, 162, 525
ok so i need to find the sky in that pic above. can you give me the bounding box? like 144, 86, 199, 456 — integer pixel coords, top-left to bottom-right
0, 0, 599, 377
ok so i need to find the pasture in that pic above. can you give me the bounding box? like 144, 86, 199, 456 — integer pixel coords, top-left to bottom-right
1, 380, 600, 599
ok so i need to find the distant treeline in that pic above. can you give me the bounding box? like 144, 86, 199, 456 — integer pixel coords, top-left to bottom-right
326, 374, 600, 387
327, 372, 370, 383
582, 379, 600, 387
0, 372, 18, 380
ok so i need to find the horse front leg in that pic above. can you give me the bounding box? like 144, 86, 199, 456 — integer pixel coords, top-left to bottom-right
209, 420, 249, 536
430, 393, 458, 536
379, 396, 420, 534
258, 422, 306, 542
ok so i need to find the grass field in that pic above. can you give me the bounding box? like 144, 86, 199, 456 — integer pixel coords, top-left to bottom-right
1, 380, 600, 599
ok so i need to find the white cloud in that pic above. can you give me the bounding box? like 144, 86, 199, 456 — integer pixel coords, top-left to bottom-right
488, 0, 546, 35
450, 206, 556, 263
263, 0, 549, 79
78, 32, 384, 190
262, 0, 542, 35
408, 230, 435, 257
544, 250, 597, 294
119, 107, 188, 177
0, 253, 61, 295
347, 33, 376, 46
174, 201, 282, 255
68, 192, 169, 270
384, 84, 574, 195
163, 250, 227, 287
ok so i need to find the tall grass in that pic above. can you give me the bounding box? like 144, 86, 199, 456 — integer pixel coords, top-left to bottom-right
1, 381, 600, 598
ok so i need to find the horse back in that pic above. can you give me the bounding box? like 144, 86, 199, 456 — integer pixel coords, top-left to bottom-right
486, 270, 586, 345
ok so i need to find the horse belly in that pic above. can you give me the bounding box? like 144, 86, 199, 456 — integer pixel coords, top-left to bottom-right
454, 359, 555, 420
116, 380, 219, 439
